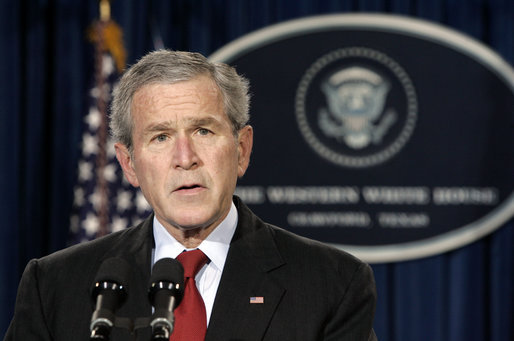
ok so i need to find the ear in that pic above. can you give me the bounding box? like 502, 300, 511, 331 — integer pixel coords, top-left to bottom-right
114, 142, 140, 187
237, 125, 254, 178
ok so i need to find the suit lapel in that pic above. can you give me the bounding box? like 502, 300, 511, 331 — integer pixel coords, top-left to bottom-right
206, 198, 286, 341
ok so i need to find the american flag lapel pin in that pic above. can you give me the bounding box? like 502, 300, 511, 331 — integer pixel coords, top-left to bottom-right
250, 296, 264, 304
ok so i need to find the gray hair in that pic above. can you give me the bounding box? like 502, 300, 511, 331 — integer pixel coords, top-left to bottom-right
110, 50, 250, 150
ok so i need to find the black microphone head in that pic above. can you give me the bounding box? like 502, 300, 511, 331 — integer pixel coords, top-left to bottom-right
91, 257, 131, 305
149, 258, 185, 307
94, 257, 132, 284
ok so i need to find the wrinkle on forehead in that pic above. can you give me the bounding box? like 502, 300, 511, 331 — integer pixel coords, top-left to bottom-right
131, 76, 221, 114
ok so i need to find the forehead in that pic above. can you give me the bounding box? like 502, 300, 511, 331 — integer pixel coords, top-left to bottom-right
129, 76, 233, 136
131, 75, 222, 109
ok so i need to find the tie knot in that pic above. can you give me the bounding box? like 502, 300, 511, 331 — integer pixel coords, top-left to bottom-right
177, 249, 208, 278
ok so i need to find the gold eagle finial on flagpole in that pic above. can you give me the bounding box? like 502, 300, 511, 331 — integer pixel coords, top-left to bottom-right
88, 0, 126, 73
99, 0, 111, 22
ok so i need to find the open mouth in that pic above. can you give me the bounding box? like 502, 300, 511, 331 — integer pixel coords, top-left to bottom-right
176, 184, 203, 191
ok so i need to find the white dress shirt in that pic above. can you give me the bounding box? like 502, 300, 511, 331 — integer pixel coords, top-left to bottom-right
152, 202, 238, 325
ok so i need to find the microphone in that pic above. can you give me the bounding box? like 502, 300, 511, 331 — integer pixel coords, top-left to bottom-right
90, 257, 130, 340
148, 258, 185, 340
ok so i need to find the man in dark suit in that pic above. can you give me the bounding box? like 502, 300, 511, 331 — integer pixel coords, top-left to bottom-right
5, 50, 377, 340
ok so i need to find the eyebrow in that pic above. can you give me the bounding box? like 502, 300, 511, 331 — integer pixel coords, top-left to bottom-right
186, 116, 223, 127
143, 116, 224, 134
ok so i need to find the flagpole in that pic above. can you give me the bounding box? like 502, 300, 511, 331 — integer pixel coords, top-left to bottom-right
94, 4, 110, 237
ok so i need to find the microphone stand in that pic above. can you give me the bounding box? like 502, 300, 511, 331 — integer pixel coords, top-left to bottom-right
90, 315, 174, 341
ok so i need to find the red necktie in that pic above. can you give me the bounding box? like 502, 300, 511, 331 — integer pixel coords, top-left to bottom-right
170, 249, 209, 341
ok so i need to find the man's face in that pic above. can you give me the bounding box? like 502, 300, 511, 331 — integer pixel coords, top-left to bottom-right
115, 75, 253, 235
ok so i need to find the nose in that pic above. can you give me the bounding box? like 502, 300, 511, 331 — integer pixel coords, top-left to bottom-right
172, 135, 199, 170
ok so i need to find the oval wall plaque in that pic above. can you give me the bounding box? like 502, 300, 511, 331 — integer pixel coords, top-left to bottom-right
210, 14, 514, 263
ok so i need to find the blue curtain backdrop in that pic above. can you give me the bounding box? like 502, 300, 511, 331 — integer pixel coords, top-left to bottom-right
1, 1, 513, 340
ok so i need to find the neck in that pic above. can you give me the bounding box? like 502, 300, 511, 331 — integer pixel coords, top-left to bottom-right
156, 203, 234, 249
169, 225, 216, 249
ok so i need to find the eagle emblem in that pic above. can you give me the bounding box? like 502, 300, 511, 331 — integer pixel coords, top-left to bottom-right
318, 67, 397, 149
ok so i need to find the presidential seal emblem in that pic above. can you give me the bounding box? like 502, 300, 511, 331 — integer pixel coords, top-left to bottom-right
295, 47, 418, 168
319, 66, 395, 149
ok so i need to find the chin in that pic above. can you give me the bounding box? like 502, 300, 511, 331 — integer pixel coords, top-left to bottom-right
173, 212, 217, 230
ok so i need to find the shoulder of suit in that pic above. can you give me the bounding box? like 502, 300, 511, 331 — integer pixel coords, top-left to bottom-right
265, 222, 367, 268
234, 196, 368, 270
35, 216, 152, 269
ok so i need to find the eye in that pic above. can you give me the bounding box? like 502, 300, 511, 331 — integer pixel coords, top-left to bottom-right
155, 134, 168, 142
197, 128, 212, 136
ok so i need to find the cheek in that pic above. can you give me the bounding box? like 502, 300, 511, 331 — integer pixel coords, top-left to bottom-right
203, 141, 233, 166
215, 149, 240, 180
133, 155, 167, 184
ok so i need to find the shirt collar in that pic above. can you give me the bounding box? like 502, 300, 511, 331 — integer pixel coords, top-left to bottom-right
153, 202, 238, 272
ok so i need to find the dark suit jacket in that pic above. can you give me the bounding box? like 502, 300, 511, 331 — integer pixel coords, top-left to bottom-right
4, 197, 377, 340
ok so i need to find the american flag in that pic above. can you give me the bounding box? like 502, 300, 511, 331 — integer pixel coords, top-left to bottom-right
250, 297, 264, 304
68, 18, 151, 245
